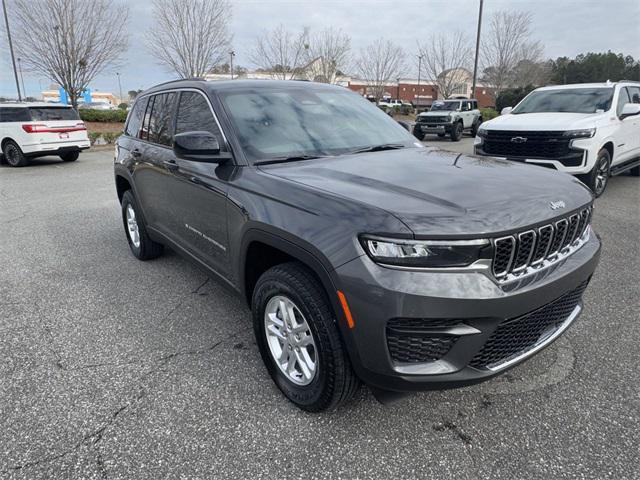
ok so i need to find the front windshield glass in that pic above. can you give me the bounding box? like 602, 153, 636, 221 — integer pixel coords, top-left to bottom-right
512, 88, 614, 114
219, 87, 417, 163
430, 101, 460, 111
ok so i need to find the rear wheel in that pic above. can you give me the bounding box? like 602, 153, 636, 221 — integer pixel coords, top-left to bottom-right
121, 190, 164, 260
2, 140, 28, 167
450, 121, 463, 142
579, 148, 610, 197
252, 262, 360, 412
60, 151, 79, 162
630, 164, 640, 176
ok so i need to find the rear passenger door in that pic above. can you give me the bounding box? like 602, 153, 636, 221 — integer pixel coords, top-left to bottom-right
165, 90, 231, 277
131, 92, 178, 236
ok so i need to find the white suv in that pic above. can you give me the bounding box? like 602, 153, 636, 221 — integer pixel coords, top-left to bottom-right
0, 103, 90, 167
474, 82, 640, 196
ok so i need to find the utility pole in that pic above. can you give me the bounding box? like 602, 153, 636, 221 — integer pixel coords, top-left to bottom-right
116, 72, 123, 104
2, 0, 22, 101
229, 51, 235, 80
471, 0, 484, 101
417, 54, 423, 109
18, 58, 27, 99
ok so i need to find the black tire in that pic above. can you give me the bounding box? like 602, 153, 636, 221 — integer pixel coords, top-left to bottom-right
630, 165, 640, 177
578, 148, 610, 197
471, 117, 482, 137
412, 126, 425, 141
60, 151, 79, 162
2, 140, 28, 167
121, 190, 164, 260
450, 121, 463, 142
252, 262, 360, 412
437, 133, 446, 138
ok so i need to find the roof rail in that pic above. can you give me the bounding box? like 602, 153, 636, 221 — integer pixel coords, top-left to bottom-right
619, 79, 640, 84
148, 77, 206, 89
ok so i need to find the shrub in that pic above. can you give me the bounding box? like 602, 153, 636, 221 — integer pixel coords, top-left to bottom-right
102, 132, 121, 144
480, 108, 499, 121
79, 109, 128, 123
400, 104, 414, 116
118, 103, 129, 110
495, 85, 536, 112
88, 132, 101, 145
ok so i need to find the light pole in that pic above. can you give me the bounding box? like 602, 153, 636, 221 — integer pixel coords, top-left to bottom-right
17, 57, 26, 99
2, 0, 22, 101
397, 77, 400, 102
471, 0, 484, 100
229, 51, 235, 80
417, 54, 423, 108
116, 72, 123, 105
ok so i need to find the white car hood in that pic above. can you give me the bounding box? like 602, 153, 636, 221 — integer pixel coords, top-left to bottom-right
484, 112, 602, 131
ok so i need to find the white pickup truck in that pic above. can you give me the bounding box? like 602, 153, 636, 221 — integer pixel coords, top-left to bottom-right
474, 82, 640, 196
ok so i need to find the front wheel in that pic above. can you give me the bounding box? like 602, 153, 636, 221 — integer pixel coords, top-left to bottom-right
412, 127, 424, 141
579, 149, 610, 197
471, 118, 482, 137
450, 122, 463, 142
252, 262, 360, 412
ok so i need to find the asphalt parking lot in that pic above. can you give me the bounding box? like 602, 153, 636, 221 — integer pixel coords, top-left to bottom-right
1, 146, 639, 479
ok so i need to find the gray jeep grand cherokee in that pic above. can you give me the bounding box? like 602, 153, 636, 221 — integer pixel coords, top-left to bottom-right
114, 79, 600, 411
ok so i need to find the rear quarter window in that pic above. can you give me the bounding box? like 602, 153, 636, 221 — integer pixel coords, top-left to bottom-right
125, 97, 148, 138
0, 108, 31, 122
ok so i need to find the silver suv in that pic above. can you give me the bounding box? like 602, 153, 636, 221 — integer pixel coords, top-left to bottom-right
413, 99, 482, 141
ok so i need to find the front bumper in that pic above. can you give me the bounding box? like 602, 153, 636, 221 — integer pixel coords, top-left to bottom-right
334, 233, 600, 392
415, 123, 453, 134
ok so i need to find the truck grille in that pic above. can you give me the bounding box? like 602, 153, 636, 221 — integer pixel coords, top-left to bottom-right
470, 280, 589, 369
386, 318, 459, 363
418, 116, 449, 124
492, 207, 592, 281
482, 130, 571, 159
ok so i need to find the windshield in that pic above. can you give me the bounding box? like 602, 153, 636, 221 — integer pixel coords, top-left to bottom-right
219, 87, 417, 163
430, 101, 460, 111
512, 88, 614, 114
29, 107, 80, 121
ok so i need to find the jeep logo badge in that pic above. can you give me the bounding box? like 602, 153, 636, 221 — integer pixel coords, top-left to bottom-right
549, 200, 566, 210
511, 136, 528, 143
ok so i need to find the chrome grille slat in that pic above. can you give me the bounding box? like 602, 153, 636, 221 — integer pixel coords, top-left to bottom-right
491, 207, 592, 283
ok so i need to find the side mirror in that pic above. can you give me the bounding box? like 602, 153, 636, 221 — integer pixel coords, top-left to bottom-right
620, 103, 640, 120
500, 107, 513, 115
397, 120, 411, 131
173, 131, 227, 163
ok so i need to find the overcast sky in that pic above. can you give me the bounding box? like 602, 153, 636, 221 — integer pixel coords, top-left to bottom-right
1, 0, 639, 98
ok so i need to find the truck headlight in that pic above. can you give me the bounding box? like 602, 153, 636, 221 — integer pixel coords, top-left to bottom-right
361, 236, 491, 268
477, 126, 488, 138
562, 128, 596, 139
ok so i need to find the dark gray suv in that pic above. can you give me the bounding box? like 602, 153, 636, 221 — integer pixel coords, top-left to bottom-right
114, 79, 600, 411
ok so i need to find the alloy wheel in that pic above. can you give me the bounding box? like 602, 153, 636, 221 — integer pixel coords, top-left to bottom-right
595, 155, 609, 195
264, 295, 318, 385
126, 204, 141, 248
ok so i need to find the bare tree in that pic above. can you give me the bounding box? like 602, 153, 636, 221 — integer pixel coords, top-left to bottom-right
146, 0, 231, 79
355, 38, 405, 101
481, 10, 544, 99
418, 32, 472, 99
9, 0, 129, 108
250, 25, 309, 80
304, 27, 351, 84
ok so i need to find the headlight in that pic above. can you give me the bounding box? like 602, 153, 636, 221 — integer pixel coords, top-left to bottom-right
477, 126, 488, 138
361, 236, 491, 268
562, 128, 596, 139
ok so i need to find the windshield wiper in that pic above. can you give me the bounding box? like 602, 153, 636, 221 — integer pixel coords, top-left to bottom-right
255, 154, 326, 166
347, 144, 406, 155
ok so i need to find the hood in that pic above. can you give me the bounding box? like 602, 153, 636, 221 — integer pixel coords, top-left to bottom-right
259, 147, 593, 237
484, 112, 602, 131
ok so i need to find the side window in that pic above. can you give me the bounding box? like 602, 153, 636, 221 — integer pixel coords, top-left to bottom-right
175, 91, 223, 142
461, 101, 470, 111
140, 96, 154, 141
125, 97, 148, 137
629, 87, 640, 104
616, 87, 631, 116
148, 93, 176, 146
472, 101, 478, 110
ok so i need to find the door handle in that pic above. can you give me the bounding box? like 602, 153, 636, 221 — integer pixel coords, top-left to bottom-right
163, 160, 179, 171
131, 148, 141, 158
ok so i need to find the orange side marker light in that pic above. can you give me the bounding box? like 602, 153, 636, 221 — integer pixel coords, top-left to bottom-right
337, 290, 355, 329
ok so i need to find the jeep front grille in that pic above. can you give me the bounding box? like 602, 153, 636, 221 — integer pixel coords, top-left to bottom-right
492, 207, 592, 281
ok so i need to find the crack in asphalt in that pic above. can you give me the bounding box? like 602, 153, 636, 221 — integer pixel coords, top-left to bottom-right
0, 330, 245, 476
158, 276, 211, 327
